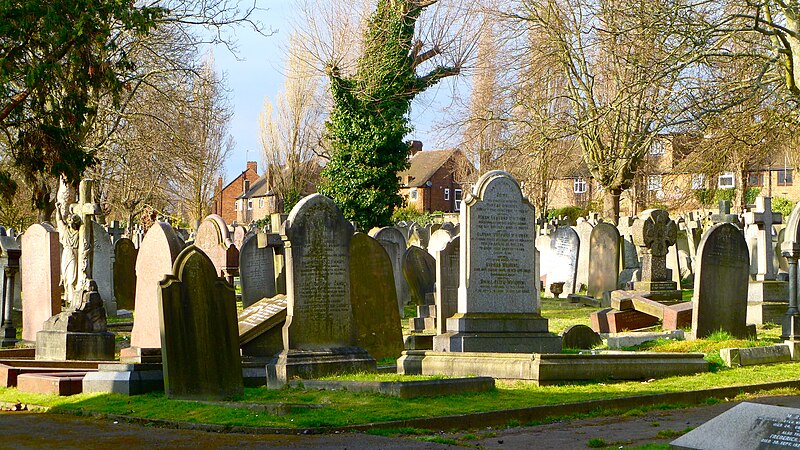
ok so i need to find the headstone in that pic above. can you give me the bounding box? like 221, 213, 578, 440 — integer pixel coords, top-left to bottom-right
239, 295, 288, 357
402, 246, 436, 306
263, 232, 286, 295
710, 199, 741, 226
545, 227, 580, 296
745, 197, 789, 324
370, 227, 411, 315
238, 233, 277, 308
434, 235, 460, 335
781, 202, 800, 340
587, 222, 621, 299
574, 221, 594, 291
0, 233, 20, 347
231, 225, 247, 250
692, 223, 754, 339
561, 324, 602, 350
427, 229, 452, 258
433, 171, 561, 353
20, 224, 61, 342
408, 224, 430, 250
267, 194, 375, 388
113, 238, 137, 311
631, 209, 682, 302
349, 233, 404, 361
671, 402, 800, 450
91, 223, 117, 316
106, 221, 125, 244
124, 222, 185, 360
195, 214, 239, 284
159, 245, 243, 400
617, 216, 640, 288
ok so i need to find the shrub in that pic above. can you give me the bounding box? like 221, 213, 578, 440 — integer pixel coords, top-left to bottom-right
547, 206, 589, 223
391, 207, 435, 226
772, 197, 795, 217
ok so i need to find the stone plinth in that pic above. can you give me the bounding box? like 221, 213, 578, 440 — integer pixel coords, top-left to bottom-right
35, 330, 114, 361
267, 348, 376, 389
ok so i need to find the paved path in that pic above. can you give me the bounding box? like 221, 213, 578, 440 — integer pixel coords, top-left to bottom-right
2, 395, 800, 449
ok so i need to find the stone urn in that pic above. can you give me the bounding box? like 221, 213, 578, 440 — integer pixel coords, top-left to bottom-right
550, 282, 565, 299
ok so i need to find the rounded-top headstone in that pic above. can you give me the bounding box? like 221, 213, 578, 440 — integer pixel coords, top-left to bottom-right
633, 209, 677, 256
782, 202, 800, 257
561, 324, 603, 350
239, 233, 276, 308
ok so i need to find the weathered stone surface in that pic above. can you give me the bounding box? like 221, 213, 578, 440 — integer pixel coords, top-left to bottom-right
289, 377, 494, 399
427, 229, 452, 257
159, 245, 243, 400
545, 227, 580, 295
349, 233, 404, 361
238, 233, 276, 308
663, 302, 693, 330
92, 222, 116, 316
195, 214, 239, 283
720, 345, 791, 367
671, 402, 800, 450
82, 363, 163, 395
561, 325, 602, 350
590, 308, 659, 333
434, 171, 560, 354
434, 235, 460, 335
632, 209, 679, 298
370, 227, 411, 314
268, 194, 375, 387
113, 238, 137, 311
692, 223, 753, 339
238, 295, 287, 358
128, 222, 185, 352
20, 224, 61, 342
574, 221, 593, 291
606, 330, 684, 350
587, 223, 620, 299
402, 246, 436, 306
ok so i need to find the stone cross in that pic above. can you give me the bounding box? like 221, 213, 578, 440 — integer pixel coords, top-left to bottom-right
73, 180, 103, 309
711, 200, 740, 225
744, 196, 782, 281
106, 220, 125, 244
633, 209, 677, 284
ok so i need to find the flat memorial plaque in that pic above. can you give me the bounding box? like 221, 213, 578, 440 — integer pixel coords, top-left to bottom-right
238, 295, 287, 345
672, 402, 800, 449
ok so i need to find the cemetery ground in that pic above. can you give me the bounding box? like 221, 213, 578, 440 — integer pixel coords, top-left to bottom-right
2, 294, 800, 449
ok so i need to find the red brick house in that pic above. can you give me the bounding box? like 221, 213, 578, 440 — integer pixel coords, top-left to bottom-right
211, 161, 259, 224
398, 142, 475, 213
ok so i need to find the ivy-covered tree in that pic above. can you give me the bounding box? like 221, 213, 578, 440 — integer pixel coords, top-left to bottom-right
320, 0, 462, 230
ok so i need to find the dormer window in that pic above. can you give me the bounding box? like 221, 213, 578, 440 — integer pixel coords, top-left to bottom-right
649, 140, 665, 156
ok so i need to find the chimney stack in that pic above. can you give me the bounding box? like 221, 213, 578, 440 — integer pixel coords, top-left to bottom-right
409, 140, 423, 157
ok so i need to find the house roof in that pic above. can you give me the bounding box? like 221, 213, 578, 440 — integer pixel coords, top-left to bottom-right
219, 168, 258, 197
238, 175, 274, 199
399, 149, 459, 187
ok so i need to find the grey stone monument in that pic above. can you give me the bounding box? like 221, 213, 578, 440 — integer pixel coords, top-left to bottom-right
92, 222, 117, 317
238, 233, 277, 308
0, 231, 20, 347
434, 235, 460, 335
587, 222, 620, 299
745, 196, 789, 325
433, 171, 561, 353
631, 209, 682, 302
113, 238, 137, 311
370, 227, 411, 316
545, 226, 580, 296
781, 202, 800, 341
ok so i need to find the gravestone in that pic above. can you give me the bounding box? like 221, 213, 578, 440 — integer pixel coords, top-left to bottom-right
92, 222, 117, 316
0, 233, 20, 347
239, 295, 288, 357
267, 194, 375, 388
617, 216, 640, 288
106, 220, 125, 244
710, 199, 741, 226
238, 233, 277, 308
427, 229, 452, 258
370, 227, 411, 315
545, 227, 580, 296
231, 225, 247, 250
263, 232, 286, 296
113, 238, 137, 311
692, 223, 754, 339
433, 171, 561, 353
408, 225, 430, 250
123, 222, 185, 362
195, 214, 239, 284
631, 209, 682, 302
745, 197, 789, 325
574, 221, 594, 291
781, 202, 800, 340
587, 222, 620, 299
349, 233, 404, 360
671, 402, 800, 450
434, 235, 460, 335
159, 245, 243, 400
561, 325, 602, 350
776, 226, 788, 279
402, 246, 436, 306
20, 223, 61, 342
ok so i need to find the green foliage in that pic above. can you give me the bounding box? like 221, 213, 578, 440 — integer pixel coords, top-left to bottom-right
745, 188, 761, 205
587, 438, 608, 448
0, 0, 165, 186
547, 206, 588, 223
693, 189, 714, 206
321, 1, 457, 230
391, 206, 435, 226
772, 197, 795, 217
715, 188, 735, 202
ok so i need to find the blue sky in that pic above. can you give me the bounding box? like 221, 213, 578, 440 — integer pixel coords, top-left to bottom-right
213, 1, 462, 180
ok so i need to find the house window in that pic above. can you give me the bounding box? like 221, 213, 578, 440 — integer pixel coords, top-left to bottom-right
648, 175, 663, 191
718, 172, 735, 189
778, 169, 794, 186
444, 188, 450, 201
234, 200, 240, 211
691, 174, 706, 190
573, 177, 587, 194
649, 140, 665, 156
454, 189, 463, 212
409, 188, 418, 201
247, 200, 253, 210
748, 172, 764, 187
259, 198, 264, 209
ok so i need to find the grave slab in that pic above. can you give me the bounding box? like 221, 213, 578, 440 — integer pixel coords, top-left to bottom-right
720, 345, 792, 367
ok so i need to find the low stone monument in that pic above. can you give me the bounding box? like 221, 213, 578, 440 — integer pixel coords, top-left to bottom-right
195, 214, 239, 283
36, 180, 114, 361
631, 209, 682, 302
545, 227, 580, 296
433, 171, 561, 353
239, 295, 287, 358
159, 245, 243, 400
266, 194, 375, 388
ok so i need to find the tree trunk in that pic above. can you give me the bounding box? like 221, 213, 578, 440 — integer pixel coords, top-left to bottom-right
734, 168, 747, 213
603, 188, 622, 225
33, 178, 55, 223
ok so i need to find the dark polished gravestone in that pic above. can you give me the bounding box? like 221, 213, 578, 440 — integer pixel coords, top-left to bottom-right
561, 324, 602, 350
113, 238, 138, 311
402, 246, 436, 306
672, 402, 800, 450
159, 245, 243, 400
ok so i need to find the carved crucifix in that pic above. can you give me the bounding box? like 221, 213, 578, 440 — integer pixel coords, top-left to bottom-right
633, 209, 677, 283
72, 180, 102, 310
